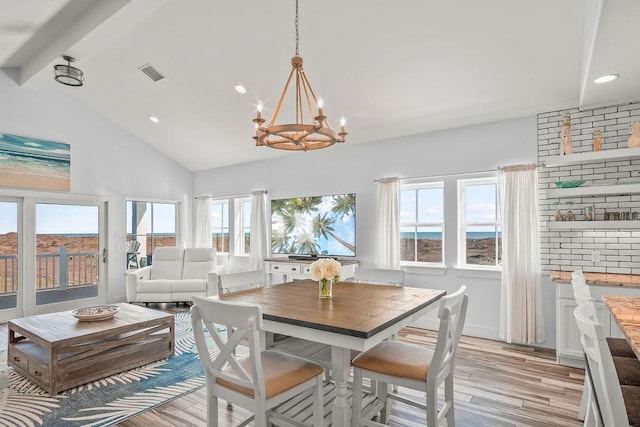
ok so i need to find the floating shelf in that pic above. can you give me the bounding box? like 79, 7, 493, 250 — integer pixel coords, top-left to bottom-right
540, 147, 640, 167
547, 221, 640, 230
546, 183, 640, 198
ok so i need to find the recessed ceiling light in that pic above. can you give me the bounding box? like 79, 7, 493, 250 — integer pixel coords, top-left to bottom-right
149, 116, 159, 123
234, 84, 247, 94
594, 74, 619, 84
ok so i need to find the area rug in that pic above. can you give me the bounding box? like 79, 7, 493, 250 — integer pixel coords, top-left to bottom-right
0, 310, 215, 427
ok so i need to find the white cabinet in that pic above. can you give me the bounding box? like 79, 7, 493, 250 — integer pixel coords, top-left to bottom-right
555, 282, 637, 367
264, 258, 359, 284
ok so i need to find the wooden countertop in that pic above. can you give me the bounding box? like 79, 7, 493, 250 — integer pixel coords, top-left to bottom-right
551, 271, 640, 288
603, 296, 640, 360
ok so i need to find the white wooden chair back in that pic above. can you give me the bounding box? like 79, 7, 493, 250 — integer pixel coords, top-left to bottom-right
218, 270, 266, 295
351, 285, 468, 427
191, 296, 324, 426
571, 270, 593, 306
428, 286, 468, 407
191, 296, 267, 400
126, 239, 140, 253
353, 267, 404, 285
574, 301, 630, 426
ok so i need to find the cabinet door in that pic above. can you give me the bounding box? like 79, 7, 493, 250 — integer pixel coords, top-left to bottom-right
557, 298, 583, 359
557, 298, 608, 360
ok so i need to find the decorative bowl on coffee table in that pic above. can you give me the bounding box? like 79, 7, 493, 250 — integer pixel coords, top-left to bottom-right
71, 305, 120, 321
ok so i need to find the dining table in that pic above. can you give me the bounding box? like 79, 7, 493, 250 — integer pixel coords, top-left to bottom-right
603, 296, 640, 360
215, 279, 446, 427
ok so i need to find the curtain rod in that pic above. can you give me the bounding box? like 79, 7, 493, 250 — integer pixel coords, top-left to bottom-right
497, 163, 537, 172
374, 163, 542, 183
374, 168, 495, 183
195, 190, 267, 200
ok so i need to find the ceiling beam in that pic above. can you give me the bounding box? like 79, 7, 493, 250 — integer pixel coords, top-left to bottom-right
15, 0, 168, 87
579, 0, 604, 107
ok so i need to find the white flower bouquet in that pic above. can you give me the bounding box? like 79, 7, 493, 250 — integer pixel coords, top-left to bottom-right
310, 258, 340, 298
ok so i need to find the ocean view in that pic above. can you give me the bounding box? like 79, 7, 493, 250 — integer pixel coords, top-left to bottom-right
401, 231, 500, 239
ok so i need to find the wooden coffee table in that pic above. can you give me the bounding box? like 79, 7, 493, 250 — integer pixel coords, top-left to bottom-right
7, 303, 174, 395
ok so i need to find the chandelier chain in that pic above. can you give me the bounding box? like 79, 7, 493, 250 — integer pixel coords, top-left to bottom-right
295, 0, 299, 57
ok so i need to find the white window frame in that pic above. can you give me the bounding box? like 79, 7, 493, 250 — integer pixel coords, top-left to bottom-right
457, 176, 501, 270
399, 181, 445, 267
211, 196, 252, 257
233, 197, 252, 257
210, 200, 229, 254
125, 198, 181, 256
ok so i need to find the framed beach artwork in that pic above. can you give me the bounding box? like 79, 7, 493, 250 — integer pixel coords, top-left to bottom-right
0, 133, 70, 191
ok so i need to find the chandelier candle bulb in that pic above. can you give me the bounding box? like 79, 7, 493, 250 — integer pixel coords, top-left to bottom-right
317, 98, 324, 117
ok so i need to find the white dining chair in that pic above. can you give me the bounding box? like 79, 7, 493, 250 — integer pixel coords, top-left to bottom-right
353, 267, 404, 286
571, 270, 638, 421
351, 286, 468, 427
352, 266, 406, 392
217, 269, 267, 295
190, 296, 325, 427
574, 301, 640, 427
571, 270, 636, 358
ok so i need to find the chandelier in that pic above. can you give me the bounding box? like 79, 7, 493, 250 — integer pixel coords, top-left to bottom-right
253, 0, 347, 151
53, 55, 84, 87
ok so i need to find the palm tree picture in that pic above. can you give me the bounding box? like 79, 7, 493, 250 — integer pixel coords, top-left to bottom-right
271, 193, 356, 256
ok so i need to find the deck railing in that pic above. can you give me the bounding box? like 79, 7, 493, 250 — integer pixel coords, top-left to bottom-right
0, 248, 99, 295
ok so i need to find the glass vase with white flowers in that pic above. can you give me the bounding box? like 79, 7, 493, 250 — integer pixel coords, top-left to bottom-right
310, 258, 341, 299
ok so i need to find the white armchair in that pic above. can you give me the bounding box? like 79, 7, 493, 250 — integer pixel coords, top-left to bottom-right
126, 247, 223, 304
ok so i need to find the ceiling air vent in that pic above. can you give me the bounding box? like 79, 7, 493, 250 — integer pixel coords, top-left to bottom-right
139, 63, 165, 82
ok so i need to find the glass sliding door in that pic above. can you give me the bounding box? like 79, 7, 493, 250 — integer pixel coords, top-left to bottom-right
34, 202, 102, 307
0, 200, 20, 317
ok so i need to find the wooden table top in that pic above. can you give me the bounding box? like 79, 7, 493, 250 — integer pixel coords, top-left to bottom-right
603, 296, 640, 360
216, 280, 445, 338
8, 303, 173, 344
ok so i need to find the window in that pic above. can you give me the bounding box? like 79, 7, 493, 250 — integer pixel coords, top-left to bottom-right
210, 201, 229, 253
458, 177, 502, 268
400, 182, 444, 264
238, 198, 252, 255
126, 200, 178, 258
210, 197, 251, 256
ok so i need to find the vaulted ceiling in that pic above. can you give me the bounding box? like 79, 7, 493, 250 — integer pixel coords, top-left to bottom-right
2, 0, 639, 171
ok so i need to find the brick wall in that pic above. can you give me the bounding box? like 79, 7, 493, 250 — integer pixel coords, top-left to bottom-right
538, 101, 640, 274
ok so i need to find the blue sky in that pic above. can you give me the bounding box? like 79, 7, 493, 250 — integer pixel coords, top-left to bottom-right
0, 202, 175, 235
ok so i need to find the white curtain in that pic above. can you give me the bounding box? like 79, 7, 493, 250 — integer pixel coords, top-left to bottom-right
194, 198, 212, 248
375, 177, 401, 269
498, 164, 544, 344
249, 190, 267, 270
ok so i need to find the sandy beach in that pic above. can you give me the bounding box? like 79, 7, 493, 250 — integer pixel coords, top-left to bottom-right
0, 171, 69, 191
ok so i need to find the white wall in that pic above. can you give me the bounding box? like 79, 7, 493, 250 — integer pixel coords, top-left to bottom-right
194, 116, 557, 347
0, 69, 193, 302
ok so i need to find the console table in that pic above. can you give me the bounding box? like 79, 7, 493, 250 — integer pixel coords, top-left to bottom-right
264, 257, 359, 284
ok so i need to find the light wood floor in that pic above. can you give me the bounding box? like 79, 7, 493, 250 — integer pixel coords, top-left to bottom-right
0, 304, 584, 426
118, 303, 584, 427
